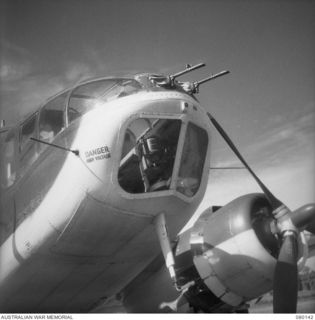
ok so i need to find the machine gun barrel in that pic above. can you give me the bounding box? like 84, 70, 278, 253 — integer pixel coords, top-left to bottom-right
195, 70, 230, 86
170, 63, 206, 80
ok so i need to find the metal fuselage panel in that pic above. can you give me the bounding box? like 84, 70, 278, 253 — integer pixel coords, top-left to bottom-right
0, 91, 211, 312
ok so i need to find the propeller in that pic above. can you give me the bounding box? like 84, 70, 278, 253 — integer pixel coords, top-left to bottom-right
207, 112, 315, 313
273, 231, 298, 313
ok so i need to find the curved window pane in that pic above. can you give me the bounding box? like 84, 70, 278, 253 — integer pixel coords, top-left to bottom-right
20, 114, 36, 152
20, 114, 38, 174
0, 130, 17, 188
39, 92, 67, 143
118, 118, 181, 193
68, 79, 141, 123
176, 123, 208, 197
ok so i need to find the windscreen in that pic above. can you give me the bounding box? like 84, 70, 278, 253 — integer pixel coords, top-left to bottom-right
39, 91, 68, 143
68, 78, 142, 123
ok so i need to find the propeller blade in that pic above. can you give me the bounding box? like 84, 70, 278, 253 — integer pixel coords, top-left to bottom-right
207, 113, 282, 209
290, 203, 315, 234
273, 232, 298, 313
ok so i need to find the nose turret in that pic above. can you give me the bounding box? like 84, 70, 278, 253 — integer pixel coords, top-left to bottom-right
117, 113, 209, 199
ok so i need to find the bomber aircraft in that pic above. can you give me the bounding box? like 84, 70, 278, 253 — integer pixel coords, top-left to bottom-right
0, 63, 314, 313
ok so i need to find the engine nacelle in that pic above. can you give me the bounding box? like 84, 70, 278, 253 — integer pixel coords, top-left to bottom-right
122, 193, 292, 312
175, 193, 280, 309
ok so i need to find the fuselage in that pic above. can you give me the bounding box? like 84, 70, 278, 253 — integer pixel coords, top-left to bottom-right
0, 75, 211, 312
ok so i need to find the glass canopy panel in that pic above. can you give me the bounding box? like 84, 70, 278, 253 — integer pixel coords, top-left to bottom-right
118, 118, 181, 194
20, 114, 36, 152
0, 129, 17, 188
68, 79, 141, 123
39, 91, 68, 143
176, 123, 208, 197
19, 114, 38, 176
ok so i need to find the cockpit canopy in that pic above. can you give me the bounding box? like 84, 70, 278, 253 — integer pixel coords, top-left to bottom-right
67, 78, 142, 123
0, 78, 143, 189
37, 78, 143, 146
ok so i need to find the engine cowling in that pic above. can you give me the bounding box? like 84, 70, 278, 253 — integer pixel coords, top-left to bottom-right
175, 193, 281, 310
123, 193, 304, 312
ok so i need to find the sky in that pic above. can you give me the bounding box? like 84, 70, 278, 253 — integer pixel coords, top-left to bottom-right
0, 0, 314, 210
